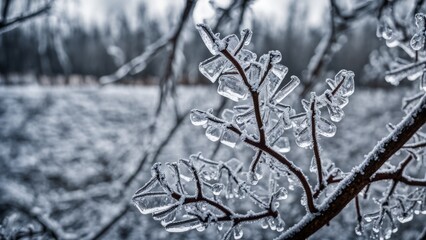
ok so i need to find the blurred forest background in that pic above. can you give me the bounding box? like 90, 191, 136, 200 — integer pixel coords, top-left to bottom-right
1, 0, 425, 239
0, 0, 384, 87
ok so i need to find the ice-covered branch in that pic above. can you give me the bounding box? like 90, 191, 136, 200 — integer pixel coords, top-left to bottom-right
0, 0, 53, 35
278, 94, 426, 239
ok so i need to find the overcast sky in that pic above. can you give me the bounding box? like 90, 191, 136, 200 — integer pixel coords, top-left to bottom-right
57, 0, 327, 32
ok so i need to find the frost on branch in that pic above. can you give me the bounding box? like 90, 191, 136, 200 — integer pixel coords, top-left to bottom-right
134, 24, 358, 239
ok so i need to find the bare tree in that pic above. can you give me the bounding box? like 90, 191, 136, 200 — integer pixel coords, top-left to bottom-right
132, 4, 426, 240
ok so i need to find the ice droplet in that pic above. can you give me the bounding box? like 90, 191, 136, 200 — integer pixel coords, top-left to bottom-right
410, 33, 425, 51
295, 128, 311, 148
415, 13, 426, 29
240, 28, 252, 46
276, 217, 285, 232
261, 218, 269, 229
190, 110, 207, 126
316, 116, 337, 137
212, 183, 224, 196
276, 187, 288, 200
397, 212, 414, 223
206, 126, 222, 142
234, 226, 243, 239
355, 224, 363, 236
327, 105, 344, 122
165, 218, 202, 233
221, 130, 239, 148
247, 171, 259, 185
269, 50, 282, 63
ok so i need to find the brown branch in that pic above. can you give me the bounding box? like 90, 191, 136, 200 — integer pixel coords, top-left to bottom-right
310, 95, 325, 190
278, 94, 426, 239
0, 0, 52, 34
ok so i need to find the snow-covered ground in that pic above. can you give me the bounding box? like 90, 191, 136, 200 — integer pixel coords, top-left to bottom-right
0, 86, 424, 239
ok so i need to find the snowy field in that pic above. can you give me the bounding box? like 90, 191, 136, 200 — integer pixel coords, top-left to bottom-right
0, 86, 424, 239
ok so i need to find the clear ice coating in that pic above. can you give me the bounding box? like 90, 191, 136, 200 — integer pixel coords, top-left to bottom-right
273, 137, 290, 153
217, 75, 248, 101
205, 125, 222, 142
411, 13, 426, 50
196, 24, 220, 55
273, 76, 300, 103
385, 62, 425, 85
165, 218, 203, 233
220, 130, 239, 148
190, 109, 207, 126
133, 193, 174, 214
199, 55, 228, 83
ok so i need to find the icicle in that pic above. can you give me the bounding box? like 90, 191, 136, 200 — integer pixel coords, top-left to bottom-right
221, 109, 234, 122
316, 116, 337, 137
247, 62, 262, 89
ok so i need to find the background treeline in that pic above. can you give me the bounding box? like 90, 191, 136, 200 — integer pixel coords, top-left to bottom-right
0, 1, 387, 87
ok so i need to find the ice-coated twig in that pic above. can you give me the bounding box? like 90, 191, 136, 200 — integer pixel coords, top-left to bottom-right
0, 0, 53, 35
278, 94, 426, 239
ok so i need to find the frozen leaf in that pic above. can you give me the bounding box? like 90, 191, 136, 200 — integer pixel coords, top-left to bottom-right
233, 225, 243, 239
410, 33, 425, 51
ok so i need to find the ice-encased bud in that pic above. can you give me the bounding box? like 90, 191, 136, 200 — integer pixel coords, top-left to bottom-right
212, 183, 224, 196
334, 70, 355, 97
327, 104, 344, 122
240, 28, 252, 46
196, 24, 220, 55
190, 109, 207, 126
205, 125, 222, 142
410, 32, 425, 51
247, 62, 262, 88
415, 13, 426, 29
269, 50, 282, 63
217, 75, 248, 101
